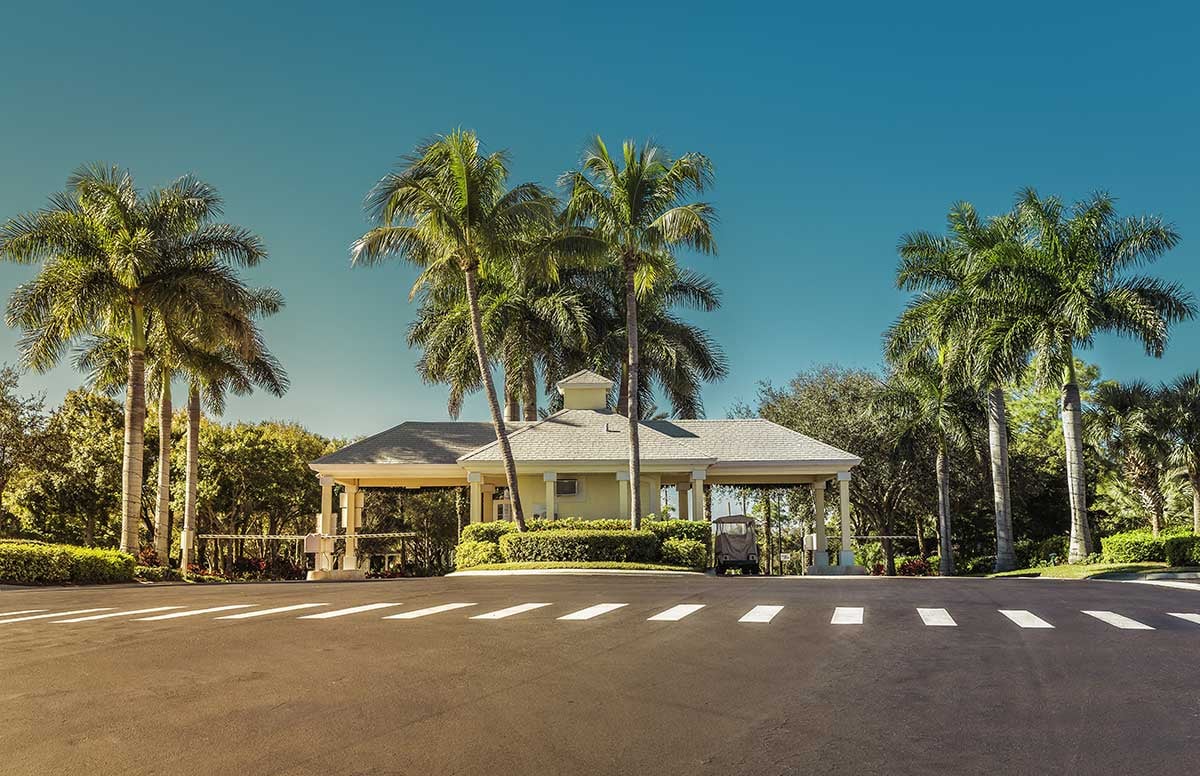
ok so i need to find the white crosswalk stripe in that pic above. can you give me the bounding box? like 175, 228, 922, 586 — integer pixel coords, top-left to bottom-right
831, 607, 863, 625
739, 605, 783, 623
217, 603, 328, 619
1082, 610, 1153, 630
385, 603, 477, 619
558, 603, 627, 621
0, 609, 47, 618
298, 603, 402, 619
470, 603, 552, 620
1167, 612, 1200, 625
54, 606, 182, 623
648, 604, 705, 621
0, 608, 113, 624
917, 608, 957, 627
1124, 579, 1200, 591
137, 605, 256, 621
1000, 609, 1054, 629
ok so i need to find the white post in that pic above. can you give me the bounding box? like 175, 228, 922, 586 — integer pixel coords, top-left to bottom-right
678, 482, 691, 521
691, 470, 707, 524
837, 471, 854, 566
468, 472, 482, 523
482, 484, 496, 523
617, 472, 630, 518
544, 472, 557, 520
812, 480, 829, 568
317, 476, 334, 572
343, 482, 360, 571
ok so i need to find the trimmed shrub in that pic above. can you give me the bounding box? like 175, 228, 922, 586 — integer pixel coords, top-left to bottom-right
499, 530, 659, 563
1101, 530, 1168, 563
532, 518, 631, 532
454, 540, 503, 569
0, 541, 135, 586
460, 522, 517, 544
1014, 535, 1069, 567
1164, 535, 1200, 567
660, 537, 707, 570
896, 555, 934, 576
959, 555, 996, 575
643, 519, 711, 545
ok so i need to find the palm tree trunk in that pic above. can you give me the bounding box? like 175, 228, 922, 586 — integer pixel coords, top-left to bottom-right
1061, 372, 1094, 560
624, 255, 642, 528
153, 376, 172, 566
464, 267, 526, 530
936, 438, 954, 576
181, 383, 201, 574
987, 386, 1016, 571
1191, 471, 1200, 535
120, 307, 147, 555
503, 375, 519, 422
522, 361, 537, 421
616, 363, 629, 416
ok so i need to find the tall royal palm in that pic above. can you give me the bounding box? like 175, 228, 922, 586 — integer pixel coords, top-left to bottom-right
0, 165, 266, 552
353, 130, 556, 530
1087, 381, 1172, 535
1007, 189, 1194, 560
892, 203, 1027, 571
562, 139, 716, 527
1162, 371, 1200, 534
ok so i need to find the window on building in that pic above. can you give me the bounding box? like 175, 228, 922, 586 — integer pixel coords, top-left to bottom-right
556, 478, 579, 497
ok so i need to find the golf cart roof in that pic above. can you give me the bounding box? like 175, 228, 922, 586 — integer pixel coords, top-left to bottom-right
713, 514, 753, 524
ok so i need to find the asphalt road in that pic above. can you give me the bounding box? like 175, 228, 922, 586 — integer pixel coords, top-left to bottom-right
2, 574, 1199, 775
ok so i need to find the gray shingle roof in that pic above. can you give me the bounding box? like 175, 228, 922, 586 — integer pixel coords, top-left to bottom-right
457, 409, 714, 463
313, 421, 504, 465
643, 418, 861, 464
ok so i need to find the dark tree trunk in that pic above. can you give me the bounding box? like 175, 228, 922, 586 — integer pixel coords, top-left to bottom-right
936, 439, 954, 576
522, 361, 537, 421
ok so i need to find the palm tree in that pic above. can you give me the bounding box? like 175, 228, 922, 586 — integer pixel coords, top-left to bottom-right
892, 203, 1028, 571
353, 130, 560, 531
1087, 381, 1173, 535
1162, 371, 1200, 534
550, 264, 728, 419
876, 347, 977, 576
1003, 189, 1195, 560
562, 139, 717, 526
0, 165, 266, 553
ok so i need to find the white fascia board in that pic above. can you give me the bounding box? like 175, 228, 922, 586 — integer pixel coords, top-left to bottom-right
707, 460, 861, 476
307, 463, 469, 480
462, 459, 715, 474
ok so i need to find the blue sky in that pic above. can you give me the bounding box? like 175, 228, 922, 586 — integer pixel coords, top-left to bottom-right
1, 0, 1197, 441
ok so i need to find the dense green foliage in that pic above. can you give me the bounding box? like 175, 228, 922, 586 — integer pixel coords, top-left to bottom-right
1100, 530, 1178, 563
0, 540, 134, 585
499, 529, 659, 563
1163, 535, 1200, 567
660, 537, 707, 570
453, 540, 504, 569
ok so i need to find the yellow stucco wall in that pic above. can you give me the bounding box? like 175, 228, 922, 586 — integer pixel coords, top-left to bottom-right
495, 472, 661, 520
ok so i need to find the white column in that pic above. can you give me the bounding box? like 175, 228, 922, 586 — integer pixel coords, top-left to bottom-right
617, 472, 630, 518
811, 480, 828, 568
468, 472, 482, 523
317, 476, 334, 572
677, 482, 691, 521
544, 472, 557, 520
343, 482, 360, 571
691, 470, 707, 523
837, 471, 854, 566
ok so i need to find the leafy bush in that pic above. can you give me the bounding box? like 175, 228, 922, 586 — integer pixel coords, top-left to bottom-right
460, 522, 517, 544
660, 537, 708, 570
1014, 535, 1069, 567
1163, 535, 1200, 567
959, 555, 996, 575
532, 518, 631, 532
0, 541, 135, 585
895, 555, 935, 576
643, 519, 711, 545
1100, 530, 1169, 563
499, 530, 659, 563
454, 540, 503, 569
135, 565, 184, 582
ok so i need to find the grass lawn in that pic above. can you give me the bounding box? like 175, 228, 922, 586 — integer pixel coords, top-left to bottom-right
458, 561, 700, 573
988, 562, 1199, 579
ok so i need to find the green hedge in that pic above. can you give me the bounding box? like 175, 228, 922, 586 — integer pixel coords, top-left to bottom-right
499, 530, 659, 563
660, 537, 707, 570
1163, 535, 1200, 567
1101, 530, 1171, 563
454, 540, 504, 569
0, 541, 135, 585
460, 522, 518, 543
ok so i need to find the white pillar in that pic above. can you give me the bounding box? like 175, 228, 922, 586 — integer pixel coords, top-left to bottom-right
544, 472, 557, 520
617, 472, 630, 518
811, 480, 829, 568
468, 472, 483, 523
343, 482, 360, 571
837, 471, 854, 566
317, 476, 334, 572
678, 482, 691, 521
690, 470, 707, 524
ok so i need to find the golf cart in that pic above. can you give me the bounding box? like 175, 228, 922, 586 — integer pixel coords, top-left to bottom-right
713, 515, 759, 575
